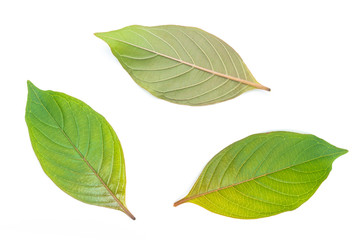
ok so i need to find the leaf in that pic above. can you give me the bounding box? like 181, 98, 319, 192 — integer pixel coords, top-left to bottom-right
25, 81, 135, 220
95, 25, 270, 106
174, 131, 347, 219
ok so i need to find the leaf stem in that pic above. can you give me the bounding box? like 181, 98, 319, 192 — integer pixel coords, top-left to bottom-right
174, 198, 187, 207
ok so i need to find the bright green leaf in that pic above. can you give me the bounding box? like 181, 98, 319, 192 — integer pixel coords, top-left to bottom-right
174, 131, 347, 219
95, 25, 270, 106
25, 81, 135, 220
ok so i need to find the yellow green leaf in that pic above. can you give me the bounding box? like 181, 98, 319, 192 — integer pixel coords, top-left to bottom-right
174, 131, 347, 219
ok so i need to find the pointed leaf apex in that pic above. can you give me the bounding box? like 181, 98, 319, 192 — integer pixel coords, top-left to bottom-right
94, 32, 106, 40
27, 80, 34, 89
338, 148, 349, 156
26, 80, 43, 99
27, 80, 41, 92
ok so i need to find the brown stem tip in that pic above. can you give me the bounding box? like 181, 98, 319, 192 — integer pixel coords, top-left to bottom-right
173, 199, 186, 207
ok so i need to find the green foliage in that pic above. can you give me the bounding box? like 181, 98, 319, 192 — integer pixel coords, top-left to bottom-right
95, 25, 269, 106
174, 131, 347, 219
25, 81, 135, 220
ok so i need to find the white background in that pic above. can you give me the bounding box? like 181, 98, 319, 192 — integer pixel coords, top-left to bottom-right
0, 0, 359, 239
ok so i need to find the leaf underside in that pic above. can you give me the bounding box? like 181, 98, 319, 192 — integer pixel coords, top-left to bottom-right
25, 81, 135, 220
95, 25, 269, 106
174, 131, 347, 219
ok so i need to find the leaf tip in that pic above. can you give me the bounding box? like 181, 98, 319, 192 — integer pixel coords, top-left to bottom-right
94, 32, 106, 40
339, 148, 349, 156
27, 80, 34, 89
27, 80, 39, 96
26, 80, 43, 98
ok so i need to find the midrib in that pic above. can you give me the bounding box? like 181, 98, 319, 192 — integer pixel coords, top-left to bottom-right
174, 152, 340, 206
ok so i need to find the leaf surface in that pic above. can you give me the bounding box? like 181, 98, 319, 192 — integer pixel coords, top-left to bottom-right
174, 131, 347, 219
25, 81, 135, 220
95, 25, 270, 106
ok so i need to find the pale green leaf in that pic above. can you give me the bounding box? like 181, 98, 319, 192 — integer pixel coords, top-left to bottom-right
25, 81, 135, 220
174, 131, 347, 219
95, 25, 270, 106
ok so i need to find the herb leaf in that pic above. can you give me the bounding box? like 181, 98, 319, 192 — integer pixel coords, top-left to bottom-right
174, 131, 347, 219
25, 81, 135, 220
95, 25, 270, 106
